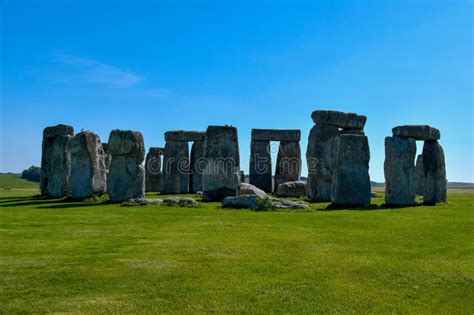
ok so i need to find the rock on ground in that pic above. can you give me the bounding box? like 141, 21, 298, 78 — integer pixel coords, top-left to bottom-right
40, 124, 74, 198
162, 141, 190, 194
392, 125, 440, 141
311, 110, 367, 129
422, 140, 447, 205
384, 136, 417, 205
274, 141, 301, 191
276, 181, 306, 197
221, 195, 310, 210
69, 131, 107, 199
240, 182, 267, 198
331, 135, 371, 206
107, 130, 145, 202
163, 197, 198, 207
202, 125, 241, 201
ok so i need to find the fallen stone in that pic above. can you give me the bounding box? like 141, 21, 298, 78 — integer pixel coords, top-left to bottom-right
69, 131, 107, 199
274, 141, 301, 191
422, 141, 447, 205
276, 181, 306, 197
311, 110, 367, 129
127, 198, 164, 205
202, 125, 241, 201
164, 130, 205, 142
221, 195, 310, 210
384, 136, 417, 205
162, 141, 190, 194
190, 141, 205, 193
163, 197, 198, 207
240, 182, 267, 198
145, 147, 163, 192
249, 140, 273, 193
371, 192, 378, 198
331, 135, 371, 206
40, 124, 74, 198
107, 130, 145, 202
251, 129, 301, 142
415, 154, 424, 195
306, 124, 340, 202
392, 125, 440, 141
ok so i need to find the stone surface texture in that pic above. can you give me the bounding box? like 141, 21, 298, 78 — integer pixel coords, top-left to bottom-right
392, 125, 440, 141
221, 195, 310, 210
276, 181, 306, 198
251, 129, 301, 142
415, 154, 424, 196
274, 141, 301, 190
422, 141, 447, 205
311, 110, 367, 129
145, 147, 163, 192
162, 141, 190, 194
165, 130, 205, 142
190, 141, 205, 193
249, 140, 272, 193
239, 183, 267, 198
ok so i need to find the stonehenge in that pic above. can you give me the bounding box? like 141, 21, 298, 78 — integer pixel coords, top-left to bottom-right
40, 124, 74, 198
107, 130, 145, 202
384, 125, 446, 205
69, 131, 107, 199
145, 147, 164, 192
202, 125, 241, 201
306, 110, 370, 205
249, 129, 301, 193
190, 140, 205, 193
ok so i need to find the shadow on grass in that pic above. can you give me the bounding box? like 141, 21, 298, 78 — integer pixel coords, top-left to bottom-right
320, 202, 424, 211
0, 195, 111, 209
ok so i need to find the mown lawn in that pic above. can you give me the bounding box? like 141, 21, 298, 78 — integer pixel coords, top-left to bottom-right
0, 179, 473, 313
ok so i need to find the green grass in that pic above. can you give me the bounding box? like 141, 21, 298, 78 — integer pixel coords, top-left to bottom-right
0, 180, 473, 313
0, 173, 39, 190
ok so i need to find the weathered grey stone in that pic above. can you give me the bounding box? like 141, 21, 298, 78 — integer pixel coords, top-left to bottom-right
163, 197, 198, 207
341, 128, 365, 135
107, 130, 145, 202
415, 154, 424, 195
249, 140, 272, 193
40, 124, 74, 198
221, 195, 310, 210
422, 141, 447, 205
251, 129, 301, 142
306, 124, 340, 202
270, 197, 310, 209
240, 170, 245, 183
165, 130, 205, 142
276, 181, 306, 198
392, 125, 440, 141
127, 198, 164, 205
202, 125, 240, 201
371, 192, 378, 198
190, 141, 205, 193
240, 182, 267, 198
145, 147, 163, 192
162, 141, 190, 194
331, 135, 371, 206
274, 141, 301, 190
102, 143, 112, 171
384, 136, 417, 205
69, 131, 107, 199
311, 110, 367, 129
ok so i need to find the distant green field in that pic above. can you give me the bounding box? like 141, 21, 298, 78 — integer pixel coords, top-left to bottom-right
0, 176, 473, 313
0, 173, 39, 190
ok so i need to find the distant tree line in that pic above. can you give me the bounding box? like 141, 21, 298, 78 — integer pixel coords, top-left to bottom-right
21, 166, 41, 183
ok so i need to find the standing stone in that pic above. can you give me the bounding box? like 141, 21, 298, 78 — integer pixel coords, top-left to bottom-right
102, 143, 112, 171
331, 135, 371, 206
107, 130, 145, 202
306, 124, 340, 201
274, 141, 301, 191
190, 141, 205, 193
249, 140, 272, 193
384, 136, 416, 205
240, 170, 245, 183
422, 141, 447, 205
40, 124, 74, 198
202, 125, 240, 201
162, 141, 190, 194
69, 131, 107, 199
145, 147, 163, 192
415, 154, 424, 195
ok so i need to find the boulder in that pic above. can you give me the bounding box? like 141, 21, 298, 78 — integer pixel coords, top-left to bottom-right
251, 129, 301, 142
311, 110, 367, 129
274, 141, 301, 190
276, 181, 306, 197
202, 126, 241, 201
190, 141, 205, 193
163, 197, 198, 207
145, 147, 163, 192
69, 131, 107, 199
306, 124, 340, 201
164, 130, 205, 142
127, 198, 164, 205
162, 141, 190, 194
392, 125, 440, 141
384, 136, 417, 205
249, 140, 273, 193
107, 130, 145, 202
415, 154, 424, 195
422, 141, 447, 205
40, 124, 74, 198
222, 195, 310, 210
331, 135, 371, 206
240, 182, 267, 198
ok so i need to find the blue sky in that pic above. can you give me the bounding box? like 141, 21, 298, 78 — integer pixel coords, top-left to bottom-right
1, 0, 472, 182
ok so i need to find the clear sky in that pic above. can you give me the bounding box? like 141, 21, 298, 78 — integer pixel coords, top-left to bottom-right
1, 0, 473, 182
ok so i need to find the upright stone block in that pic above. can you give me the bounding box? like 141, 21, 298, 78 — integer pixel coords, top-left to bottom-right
69, 131, 107, 199
415, 154, 424, 195
40, 124, 74, 198
384, 136, 417, 205
331, 135, 371, 206
107, 130, 145, 202
202, 125, 240, 201
249, 140, 272, 193
102, 143, 112, 172
190, 141, 205, 193
145, 147, 164, 192
274, 141, 301, 190
162, 141, 190, 194
306, 124, 340, 201
422, 141, 447, 205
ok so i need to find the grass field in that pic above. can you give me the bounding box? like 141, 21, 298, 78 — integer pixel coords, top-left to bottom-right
0, 175, 473, 313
